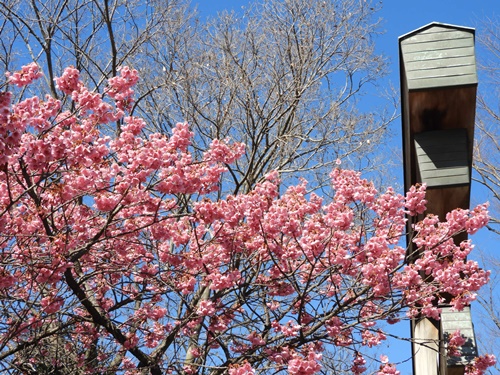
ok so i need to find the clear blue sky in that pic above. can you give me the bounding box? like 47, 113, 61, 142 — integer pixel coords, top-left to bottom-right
193, 1, 500, 373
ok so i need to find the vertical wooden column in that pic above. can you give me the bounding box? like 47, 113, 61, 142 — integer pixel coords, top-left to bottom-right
413, 318, 440, 375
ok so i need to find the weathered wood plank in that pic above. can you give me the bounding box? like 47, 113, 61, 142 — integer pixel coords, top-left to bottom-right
406, 56, 474, 71
419, 175, 469, 187
404, 30, 472, 44
418, 25, 461, 34
407, 74, 477, 89
407, 65, 477, 80
418, 167, 469, 178
417, 156, 468, 166
401, 37, 473, 53
404, 46, 475, 62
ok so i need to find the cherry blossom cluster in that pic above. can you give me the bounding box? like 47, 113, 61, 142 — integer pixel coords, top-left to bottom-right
447, 330, 467, 357
106, 66, 140, 110
465, 354, 497, 375
377, 363, 400, 375
54, 65, 81, 94
288, 350, 322, 375
0, 63, 494, 375
5, 62, 43, 87
229, 362, 255, 375
0, 91, 13, 165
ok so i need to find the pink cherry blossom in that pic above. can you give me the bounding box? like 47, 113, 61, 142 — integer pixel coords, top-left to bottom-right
465, 355, 497, 375
40, 293, 64, 314
54, 66, 81, 94
405, 183, 427, 215
288, 350, 322, 375
246, 331, 265, 347
0, 64, 493, 375
377, 363, 400, 375
107, 66, 139, 110
197, 300, 216, 316
351, 352, 367, 374
0, 91, 12, 123
280, 321, 302, 337
447, 330, 466, 357
228, 362, 255, 375
6, 62, 43, 87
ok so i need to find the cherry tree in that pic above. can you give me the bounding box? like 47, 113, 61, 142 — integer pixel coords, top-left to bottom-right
0, 65, 495, 374
0, 0, 395, 193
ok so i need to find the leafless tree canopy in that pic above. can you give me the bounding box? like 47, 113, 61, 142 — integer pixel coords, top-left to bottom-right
143, 0, 391, 192
474, 16, 500, 375
476, 16, 500, 236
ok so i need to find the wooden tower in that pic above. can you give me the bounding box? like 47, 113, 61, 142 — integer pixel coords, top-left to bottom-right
399, 22, 479, 375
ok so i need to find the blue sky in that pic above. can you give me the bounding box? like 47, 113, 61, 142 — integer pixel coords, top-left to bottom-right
192, 1, 500, 373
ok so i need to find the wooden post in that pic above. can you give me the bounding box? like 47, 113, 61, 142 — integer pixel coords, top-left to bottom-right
399, 22, 479, 375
